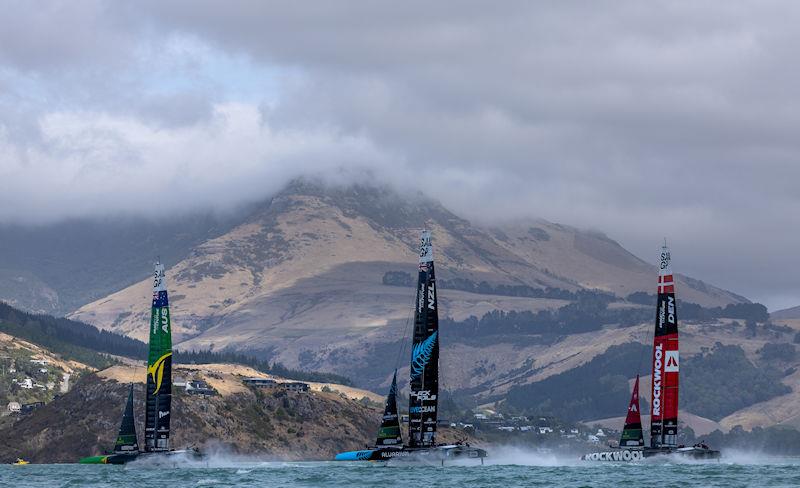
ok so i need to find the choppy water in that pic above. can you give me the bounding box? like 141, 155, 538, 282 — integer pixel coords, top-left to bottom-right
3, 451, 800, 488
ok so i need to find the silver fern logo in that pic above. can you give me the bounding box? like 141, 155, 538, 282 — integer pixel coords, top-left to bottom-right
410, 331, 437, 379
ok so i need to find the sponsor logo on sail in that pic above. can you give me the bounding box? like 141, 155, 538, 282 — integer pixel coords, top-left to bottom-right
664, 350, 679, 372
410, 390, 436, 401
652, 344, 663, 416
409, 406, 436, 414
427, 283, 435, 310
158, 410, 169, 419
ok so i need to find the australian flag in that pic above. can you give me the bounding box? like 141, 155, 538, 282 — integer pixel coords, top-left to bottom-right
152, 290, 169, 308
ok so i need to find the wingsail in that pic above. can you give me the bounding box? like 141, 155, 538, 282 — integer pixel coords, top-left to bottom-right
144, 261, 173, 452
649, 243, 679, 448
407, 230, 440, 448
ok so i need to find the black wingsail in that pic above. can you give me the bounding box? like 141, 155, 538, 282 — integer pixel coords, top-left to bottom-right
408, 230, 439, 448
375, 370, 403, 447
114, 384, 140, 455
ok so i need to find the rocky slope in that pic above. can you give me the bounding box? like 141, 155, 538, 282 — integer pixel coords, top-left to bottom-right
0, 362, 475, 463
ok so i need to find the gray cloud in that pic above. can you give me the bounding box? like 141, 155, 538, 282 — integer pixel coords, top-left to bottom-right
0, 1, 799, 308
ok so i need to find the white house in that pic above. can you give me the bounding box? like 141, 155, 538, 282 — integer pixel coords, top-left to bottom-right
7, 402, 20, 413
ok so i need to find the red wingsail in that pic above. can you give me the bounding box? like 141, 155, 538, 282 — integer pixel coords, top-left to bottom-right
650, 243, 680, 448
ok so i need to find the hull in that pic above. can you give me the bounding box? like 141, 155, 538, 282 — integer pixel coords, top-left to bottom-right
78, 448, 202, 465
335, 445, 487, 463
644, 446, 721, 460
78, 454, 137, 465
581, 446, 720, 462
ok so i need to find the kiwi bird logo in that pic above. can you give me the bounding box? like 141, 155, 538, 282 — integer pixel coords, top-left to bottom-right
148, 352, 172, 394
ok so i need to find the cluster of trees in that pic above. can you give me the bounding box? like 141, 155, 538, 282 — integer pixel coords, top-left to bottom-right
382, 271, 591, 301
503, 342, 790, 424
0, 302, 351, 385
680, 343, 790, 420
441, 301, 651, 344
626, 292, 769, 322
504, 343, 651, 422
703, 425, 800, 455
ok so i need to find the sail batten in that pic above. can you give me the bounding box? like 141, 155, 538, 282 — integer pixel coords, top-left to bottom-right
408, 230, 439, 448
144, 262, 173, 452
649, 244, 680, 448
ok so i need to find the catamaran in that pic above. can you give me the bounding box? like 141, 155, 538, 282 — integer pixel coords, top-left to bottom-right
582, 243, 720, 461
335, 230, 487, 464
79, 262, 200, 464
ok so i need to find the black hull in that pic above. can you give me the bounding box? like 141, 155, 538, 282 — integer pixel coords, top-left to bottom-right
336, 445, 487, 463
644, 446, 721, 460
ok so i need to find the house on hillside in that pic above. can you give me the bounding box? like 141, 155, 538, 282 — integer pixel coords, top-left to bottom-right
6, 402, 20, 414
282, 382, 309, 392
186, 380, 216, 396
242, 377, 278, 388
21, 402, 44, 414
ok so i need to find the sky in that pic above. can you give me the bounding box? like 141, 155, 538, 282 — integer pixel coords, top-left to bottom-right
0, 1, 798, 310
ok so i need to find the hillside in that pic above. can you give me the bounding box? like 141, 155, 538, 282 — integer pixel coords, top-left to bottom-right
70, 181, 743, 366
0, 363, 473, 463
0, 331, 93, 412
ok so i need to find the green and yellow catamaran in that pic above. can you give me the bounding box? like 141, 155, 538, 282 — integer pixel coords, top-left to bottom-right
80, 262, 200, 464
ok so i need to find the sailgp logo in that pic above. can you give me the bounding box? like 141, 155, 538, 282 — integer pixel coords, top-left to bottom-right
410, 332, 437, 379
652, 344, 663, 416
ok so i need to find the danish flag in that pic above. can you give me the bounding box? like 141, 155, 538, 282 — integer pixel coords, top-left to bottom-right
658, 274, 674, 294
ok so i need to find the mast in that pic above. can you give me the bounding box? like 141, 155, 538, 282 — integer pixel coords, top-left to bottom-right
114, 384, 139, 455
619, 375, 644, 448
375, 370, 403, 447
649, 242, 679, 448
407, 230, 439, 448
144, 261, 173, 452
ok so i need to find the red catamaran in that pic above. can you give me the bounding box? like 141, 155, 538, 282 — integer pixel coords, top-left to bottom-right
583, 242, 720, 461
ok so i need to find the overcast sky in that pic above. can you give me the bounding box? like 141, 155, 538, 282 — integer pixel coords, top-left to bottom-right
0, 1, 798, 310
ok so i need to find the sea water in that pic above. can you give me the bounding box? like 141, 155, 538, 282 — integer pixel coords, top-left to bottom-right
2, 452, 800, 488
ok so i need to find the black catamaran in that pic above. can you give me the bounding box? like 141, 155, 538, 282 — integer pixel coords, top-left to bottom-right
583, 243, 720, 461
335, 230, 487, 463
79, 262, 200, 464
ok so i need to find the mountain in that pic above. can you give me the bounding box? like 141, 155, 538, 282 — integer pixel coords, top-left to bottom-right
64, 182, 744, 393
11, 179, 787, 433
0, 213, 246, 315
70, 179, 743, 347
